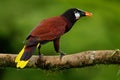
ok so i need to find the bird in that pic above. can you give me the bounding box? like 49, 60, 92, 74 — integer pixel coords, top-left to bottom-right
15, 8, 92, 68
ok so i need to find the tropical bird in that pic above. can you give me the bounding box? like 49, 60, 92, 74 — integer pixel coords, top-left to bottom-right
15, 8, 92, 68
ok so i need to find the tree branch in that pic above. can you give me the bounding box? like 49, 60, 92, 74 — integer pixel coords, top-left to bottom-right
0, 50, 120, 70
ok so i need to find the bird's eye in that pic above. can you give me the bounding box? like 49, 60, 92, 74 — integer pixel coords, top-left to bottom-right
74, 11, 80, 19
74, 10, 78, 13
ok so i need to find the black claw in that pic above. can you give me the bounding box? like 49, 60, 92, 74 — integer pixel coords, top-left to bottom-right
38, 53, 41, 58
59, 51, 65, 60
38, 53, 44, 60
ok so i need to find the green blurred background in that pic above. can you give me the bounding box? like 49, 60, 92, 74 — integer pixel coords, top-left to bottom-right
0, 0, 120, 80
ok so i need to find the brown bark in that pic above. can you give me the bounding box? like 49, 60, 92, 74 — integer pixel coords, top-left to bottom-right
0, 50, 120, 70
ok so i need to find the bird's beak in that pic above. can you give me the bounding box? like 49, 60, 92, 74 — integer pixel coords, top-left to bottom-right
85, 12, 92, 16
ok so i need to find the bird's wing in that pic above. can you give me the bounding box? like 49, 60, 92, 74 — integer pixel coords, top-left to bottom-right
27, 16, 67, 41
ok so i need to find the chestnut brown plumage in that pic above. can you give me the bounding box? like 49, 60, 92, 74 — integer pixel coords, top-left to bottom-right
15, 8, 92, 68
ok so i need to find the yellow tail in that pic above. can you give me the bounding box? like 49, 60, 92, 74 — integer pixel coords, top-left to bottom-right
15, 46, 29, 68
16, 60, 29, 68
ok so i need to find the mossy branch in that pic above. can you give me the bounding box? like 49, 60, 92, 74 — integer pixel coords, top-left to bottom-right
0, 50, 120, 70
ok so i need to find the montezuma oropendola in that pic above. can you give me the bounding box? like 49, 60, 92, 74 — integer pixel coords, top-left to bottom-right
15, 8, 92, 68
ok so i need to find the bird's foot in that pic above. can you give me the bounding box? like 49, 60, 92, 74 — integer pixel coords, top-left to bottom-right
59, 51, 66, 60
38, 53, 43, 59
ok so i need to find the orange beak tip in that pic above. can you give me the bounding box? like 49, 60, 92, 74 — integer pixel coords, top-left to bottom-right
85, 12, 93, 17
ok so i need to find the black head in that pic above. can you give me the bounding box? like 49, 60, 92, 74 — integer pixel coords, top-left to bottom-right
61, 8, 92, 24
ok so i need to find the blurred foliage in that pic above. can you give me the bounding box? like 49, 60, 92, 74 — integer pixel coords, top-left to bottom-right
0, 0, 120, 80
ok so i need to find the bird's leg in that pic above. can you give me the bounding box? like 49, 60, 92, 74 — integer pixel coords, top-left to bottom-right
37, 43, 42, 58
53, 37, 65, 60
